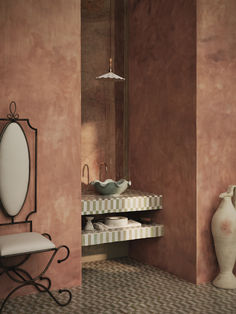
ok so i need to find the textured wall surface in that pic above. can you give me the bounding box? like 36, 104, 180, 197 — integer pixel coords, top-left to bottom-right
197, 0, 236, 283
0, 0, 81, 297
81, 0, 125, 190
82, 0, 115, 187
128, 0, 197, 283
81, 0, 114, 186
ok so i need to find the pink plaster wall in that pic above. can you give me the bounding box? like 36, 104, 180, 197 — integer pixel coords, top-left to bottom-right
81, 0, 125, 189
128, 0, 197, 283
197, 0, 236, 283
81, 0, 116, 188
0, 0, 81, 297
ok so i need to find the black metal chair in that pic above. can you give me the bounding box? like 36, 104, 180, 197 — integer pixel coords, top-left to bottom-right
0, 102, 72, 313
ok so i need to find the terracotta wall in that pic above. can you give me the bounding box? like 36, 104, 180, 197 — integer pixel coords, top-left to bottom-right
197, 0, 236, 283
0, 0, 81, 297
128, 0, 197, 282
82, 0, 120, 188
128, 0, 236, 284
81, 0, 125, 189
114, 0, 127, 180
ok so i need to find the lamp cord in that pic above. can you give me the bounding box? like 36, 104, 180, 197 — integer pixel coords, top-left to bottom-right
109, 0, 112, 71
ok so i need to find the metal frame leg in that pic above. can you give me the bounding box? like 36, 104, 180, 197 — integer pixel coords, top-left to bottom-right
0, 245, 72, 313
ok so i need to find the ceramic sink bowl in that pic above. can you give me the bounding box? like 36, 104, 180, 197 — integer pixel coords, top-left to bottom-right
90, 179, 131, 196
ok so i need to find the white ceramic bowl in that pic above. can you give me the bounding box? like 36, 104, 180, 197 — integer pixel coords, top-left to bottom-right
105, 216, 128, 228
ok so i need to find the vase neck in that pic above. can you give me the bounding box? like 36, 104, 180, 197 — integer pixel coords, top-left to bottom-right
222, 196, 235, 209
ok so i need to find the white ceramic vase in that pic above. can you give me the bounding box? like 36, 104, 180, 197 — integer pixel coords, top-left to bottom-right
84, 216, 94, 231
211, 185, 236, 289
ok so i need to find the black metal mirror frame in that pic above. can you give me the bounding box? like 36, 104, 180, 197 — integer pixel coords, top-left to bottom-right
0, 102, 72, 312
0, 101, 37, 231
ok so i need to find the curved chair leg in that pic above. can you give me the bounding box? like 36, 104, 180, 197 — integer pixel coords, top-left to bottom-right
57, 245, 70, 263
0, 245, 72, 312
12, 268, 51, 292
4, 246, 69, 285
0, 282, 30, 313
32, 282, 72, 307
0, 280, 72, 313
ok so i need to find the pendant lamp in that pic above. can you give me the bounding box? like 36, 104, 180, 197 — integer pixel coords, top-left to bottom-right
96, 0, 125, 81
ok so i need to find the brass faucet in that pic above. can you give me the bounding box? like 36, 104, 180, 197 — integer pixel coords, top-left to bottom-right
82, 164, 90, 185
99, 162, 108, 181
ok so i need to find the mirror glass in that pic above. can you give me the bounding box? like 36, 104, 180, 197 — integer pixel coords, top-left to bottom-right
0, 122, 30, 217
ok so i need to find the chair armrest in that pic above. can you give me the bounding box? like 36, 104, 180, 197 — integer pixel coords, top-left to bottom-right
41, 233, 52, 241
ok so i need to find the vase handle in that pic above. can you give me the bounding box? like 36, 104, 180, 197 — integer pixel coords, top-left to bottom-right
226, 185, 236, 208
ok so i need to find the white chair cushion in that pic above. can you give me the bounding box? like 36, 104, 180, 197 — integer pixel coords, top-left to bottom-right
0, 232, 56, 257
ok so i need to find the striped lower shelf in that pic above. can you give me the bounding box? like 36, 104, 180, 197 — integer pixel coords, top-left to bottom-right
82, 224, 164, 246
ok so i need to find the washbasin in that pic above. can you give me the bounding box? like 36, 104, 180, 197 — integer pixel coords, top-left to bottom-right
90, 179, 131, 196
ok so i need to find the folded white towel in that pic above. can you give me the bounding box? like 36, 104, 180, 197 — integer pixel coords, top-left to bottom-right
127, 220, 142, 228
93, 222, 109, 231
93, 219, 141, 231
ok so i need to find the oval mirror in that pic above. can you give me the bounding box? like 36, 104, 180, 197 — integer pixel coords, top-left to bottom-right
0, 122, 30, 217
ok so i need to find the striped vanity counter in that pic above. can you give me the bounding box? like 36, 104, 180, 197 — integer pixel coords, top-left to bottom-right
82, 224, 164, 246
82, 189, 162, 215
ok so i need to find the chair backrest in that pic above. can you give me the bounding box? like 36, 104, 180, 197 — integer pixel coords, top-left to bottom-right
0, 102, 37, 231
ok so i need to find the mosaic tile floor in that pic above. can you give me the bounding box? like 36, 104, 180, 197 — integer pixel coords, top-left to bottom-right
2, 257, 236, 314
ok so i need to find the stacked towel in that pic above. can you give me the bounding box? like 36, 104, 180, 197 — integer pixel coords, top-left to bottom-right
93, 219, 141, 231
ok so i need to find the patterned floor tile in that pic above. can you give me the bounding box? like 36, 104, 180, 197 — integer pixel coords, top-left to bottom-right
1, 257, 236, 314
